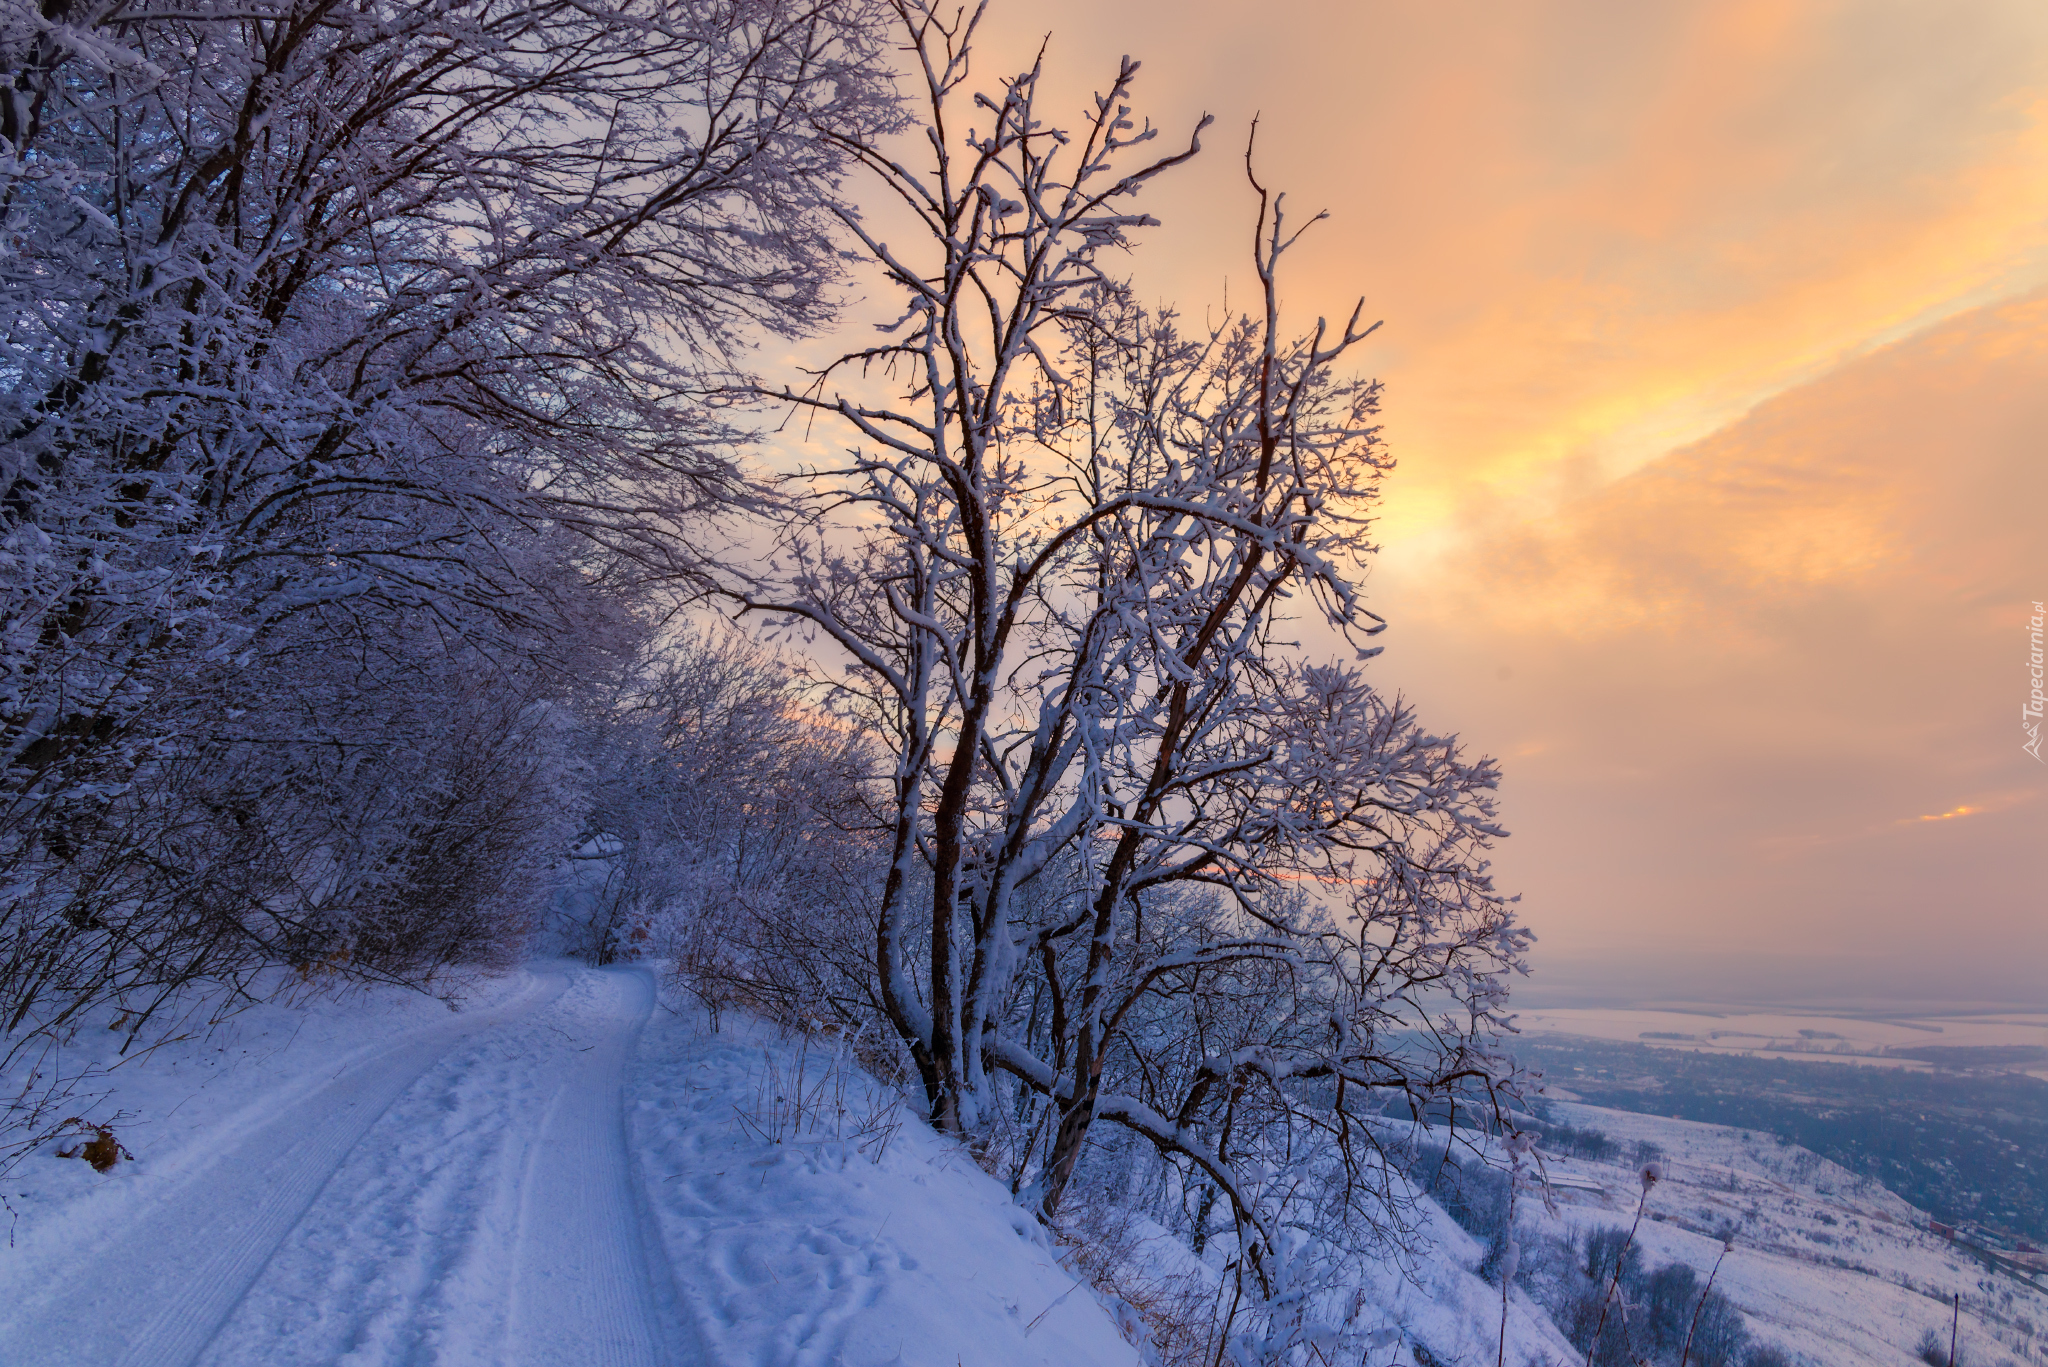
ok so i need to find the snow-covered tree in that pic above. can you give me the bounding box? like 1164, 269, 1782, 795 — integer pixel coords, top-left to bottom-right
565, 627, 882, 1002
1, 0, 898, 1072
722, 1, 1530, 1333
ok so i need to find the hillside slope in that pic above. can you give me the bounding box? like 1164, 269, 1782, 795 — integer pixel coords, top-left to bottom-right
1527, 1102, 2048, 1367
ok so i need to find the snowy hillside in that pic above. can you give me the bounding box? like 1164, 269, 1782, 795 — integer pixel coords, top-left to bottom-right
0, 963, 1565, 1366
1525, 1102, 2048, 1367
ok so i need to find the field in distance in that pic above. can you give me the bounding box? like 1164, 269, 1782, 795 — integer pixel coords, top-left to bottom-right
1519, 1006, 2048, 1081
1512, 1023, 2048, 1253
1521, 1099, 2048, 1367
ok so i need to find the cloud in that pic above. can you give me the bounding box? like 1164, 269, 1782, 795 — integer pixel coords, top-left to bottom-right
976, 0, 2048, 543
1907, 806, 1983, 825
1371, 295, 2048, 999
1427, 292, 2048, 634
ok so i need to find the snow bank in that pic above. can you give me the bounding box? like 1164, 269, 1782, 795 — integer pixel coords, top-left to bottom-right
627, 995, 1145, 1367
626, 993, 1584, 1367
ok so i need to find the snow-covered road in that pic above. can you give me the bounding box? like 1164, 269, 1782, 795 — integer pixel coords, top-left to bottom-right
2, 963, 1159, 1367
2, 965, 684, 1367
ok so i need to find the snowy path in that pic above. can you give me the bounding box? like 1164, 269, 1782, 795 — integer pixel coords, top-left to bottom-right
3, 966, 1159, 1367
0, 965, 681, 1367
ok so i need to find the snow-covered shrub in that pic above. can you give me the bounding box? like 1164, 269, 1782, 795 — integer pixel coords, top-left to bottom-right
571, 629, 887, 1025
1406, 1144, 1515, 1249
1919, 1327, 1962, 1367
1583, 1224, 1649, 1288
0, 606, 599, 1166
1537, 1224, 1751, 1367
1049, 1193, 1224, 1367
730, 1020, 907, 1164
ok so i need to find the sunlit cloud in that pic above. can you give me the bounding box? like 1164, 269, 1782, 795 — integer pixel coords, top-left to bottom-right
1907, 805, 1982, 825
889, 0, 2048, 1004
1759, 790, 2043, 854
1371, 296, 2048, 994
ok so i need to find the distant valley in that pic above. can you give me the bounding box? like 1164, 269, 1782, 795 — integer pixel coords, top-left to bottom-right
1516, 1015, 2048, 1250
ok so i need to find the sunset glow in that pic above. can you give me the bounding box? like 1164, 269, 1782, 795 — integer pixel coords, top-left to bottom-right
1909, 807, 1983, 825
976, 0, 2048, 1004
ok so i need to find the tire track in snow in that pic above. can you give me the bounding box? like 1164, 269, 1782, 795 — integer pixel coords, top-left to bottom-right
185, 963, 679, 1367
501, 966, 678, 1367
0, 967, 560, 1367
86, 971, 561, 1367
2, 964, 679, 1367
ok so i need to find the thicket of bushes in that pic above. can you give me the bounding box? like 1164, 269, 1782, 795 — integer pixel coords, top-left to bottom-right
1544, 1122, 1625, 1163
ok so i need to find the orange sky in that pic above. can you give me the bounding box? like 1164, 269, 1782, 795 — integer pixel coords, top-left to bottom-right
951, 0, 2048, 1006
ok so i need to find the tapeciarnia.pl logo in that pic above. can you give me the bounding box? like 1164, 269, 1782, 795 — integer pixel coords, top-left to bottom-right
2027, 600, 2045, 762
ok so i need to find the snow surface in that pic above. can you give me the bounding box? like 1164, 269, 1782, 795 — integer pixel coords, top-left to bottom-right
1346, 1190, 1580, 1367
0, 964, 1147, 1367
1527, 1102, 2048, 1367
625, 993, 1146, 1367
0, 960, 1627, 1367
